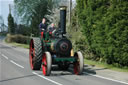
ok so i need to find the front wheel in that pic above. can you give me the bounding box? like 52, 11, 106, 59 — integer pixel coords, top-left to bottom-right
74, 51, 84, 75
42, 52, 52, 76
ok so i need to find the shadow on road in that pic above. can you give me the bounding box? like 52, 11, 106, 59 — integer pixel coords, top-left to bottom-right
49, 64, 108, 76
0, 46, 12, 49
0, 74, 36, 82
80, 64, 108, 77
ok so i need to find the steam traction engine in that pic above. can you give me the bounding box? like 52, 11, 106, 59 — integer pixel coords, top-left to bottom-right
29, 6, 84, 76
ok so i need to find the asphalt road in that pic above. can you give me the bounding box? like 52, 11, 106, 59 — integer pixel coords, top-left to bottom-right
0, 36, 127, 85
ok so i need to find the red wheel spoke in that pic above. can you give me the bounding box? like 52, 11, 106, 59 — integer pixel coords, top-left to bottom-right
74, 55, 80, 75
42, 54, 47, 76
29, 41, 34, 70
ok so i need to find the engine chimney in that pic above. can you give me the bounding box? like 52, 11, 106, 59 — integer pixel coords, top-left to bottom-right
60, 6, 67, 34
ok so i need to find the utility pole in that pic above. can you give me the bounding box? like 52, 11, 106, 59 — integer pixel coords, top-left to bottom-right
9, 4, 11, 14
69, 0, 72, 27
3, 19, 4, 32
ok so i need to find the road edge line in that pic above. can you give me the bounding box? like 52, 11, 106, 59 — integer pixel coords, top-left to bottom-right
10, 60, 24, 69
84, 72, 128, 85
2, 54, 8, 59
32, 72, 63, 85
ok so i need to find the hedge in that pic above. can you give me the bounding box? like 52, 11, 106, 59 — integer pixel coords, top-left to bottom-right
6, 34, 30, 44
76, 0, 128, 67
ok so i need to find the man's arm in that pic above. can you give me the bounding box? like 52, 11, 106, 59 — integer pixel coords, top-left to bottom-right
48, 27, 52, 32
39, 23, 42, 32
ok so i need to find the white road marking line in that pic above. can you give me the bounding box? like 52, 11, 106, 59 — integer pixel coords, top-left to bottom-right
32, 72, 63, 85
10, 60, 24, 69
2, 54, 8, 59
84, 72, 128, 85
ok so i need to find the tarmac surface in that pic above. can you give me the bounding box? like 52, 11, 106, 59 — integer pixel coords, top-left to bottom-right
0, 36, 128, 85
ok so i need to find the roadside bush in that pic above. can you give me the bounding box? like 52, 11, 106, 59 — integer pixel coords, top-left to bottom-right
76, 0, 128, 67
68, 8, 95, 59
6, 34, 30, 44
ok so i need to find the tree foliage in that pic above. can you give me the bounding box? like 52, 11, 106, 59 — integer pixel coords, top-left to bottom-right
8, 13, 15, 34
76, 0, 128, 67
14, 0, 54, 36
16, 24, 31, 36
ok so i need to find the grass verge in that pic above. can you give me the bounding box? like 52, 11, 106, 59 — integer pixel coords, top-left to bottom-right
84, 59, 128, 72
6, 41, 29, 49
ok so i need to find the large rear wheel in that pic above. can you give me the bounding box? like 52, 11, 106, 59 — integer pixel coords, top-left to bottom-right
42, 52, 52, 76
74, 51, 84, 75
29, 38, 42, 70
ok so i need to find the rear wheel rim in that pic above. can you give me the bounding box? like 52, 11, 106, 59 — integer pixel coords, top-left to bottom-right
42, 54, 47, 75
29, 41, 34, 69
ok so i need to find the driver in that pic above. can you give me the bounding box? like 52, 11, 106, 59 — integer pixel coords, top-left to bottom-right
39, 18, 47, 32
39, 18, 47, 38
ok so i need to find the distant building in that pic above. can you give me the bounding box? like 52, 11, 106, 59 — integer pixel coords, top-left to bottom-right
0, 24, 8, 32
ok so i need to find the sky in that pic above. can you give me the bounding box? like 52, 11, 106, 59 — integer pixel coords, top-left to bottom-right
0, 0, 14, 26
0, 0, 76, 26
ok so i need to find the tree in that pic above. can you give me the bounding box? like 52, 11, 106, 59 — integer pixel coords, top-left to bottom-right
14, 0, 56, 36
76, 0, 128, 67
30, 0, 53, 36
8, 13, 15, 34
